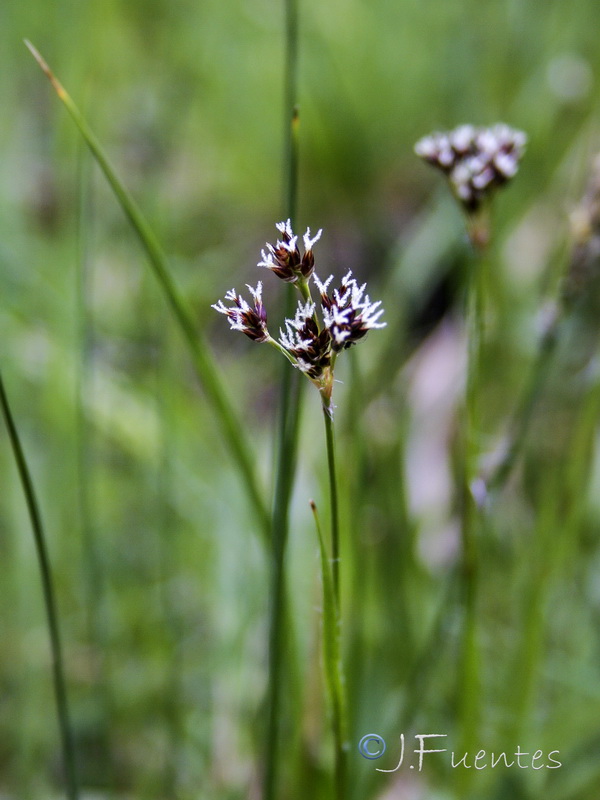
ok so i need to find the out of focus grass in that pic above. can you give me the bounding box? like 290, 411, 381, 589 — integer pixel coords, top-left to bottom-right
2, 1, 600, 798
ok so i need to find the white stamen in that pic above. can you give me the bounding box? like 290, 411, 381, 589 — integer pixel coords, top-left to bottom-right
303, 227, 322, 251
275, 218, 294, 238
257, 248, 275, 268
277, 235, 298, 253
313, 272, 334, 296
246, 281, 263, 302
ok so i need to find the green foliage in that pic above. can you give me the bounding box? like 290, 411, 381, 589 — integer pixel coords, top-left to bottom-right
2, 0, 600, 798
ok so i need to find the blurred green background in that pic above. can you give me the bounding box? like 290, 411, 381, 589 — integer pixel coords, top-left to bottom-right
2, 0, 600, 798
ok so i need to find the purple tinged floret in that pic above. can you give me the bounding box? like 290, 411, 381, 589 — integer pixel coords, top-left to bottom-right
213, 226, 386, 402
414, 123, 527, 212
258, 219, 322, 282
315, 270, 386, 352
211, 282, 269, 342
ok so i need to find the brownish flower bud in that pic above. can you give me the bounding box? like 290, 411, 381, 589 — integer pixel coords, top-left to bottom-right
278, 301, 332, 379
415, 124, 527, 213
314, 271, 386, 352
212, 282, 269, 342
258, 219, 322, 282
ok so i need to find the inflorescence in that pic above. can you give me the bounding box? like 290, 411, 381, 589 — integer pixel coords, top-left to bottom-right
414, 123, 527, 213
257, 218, 322, 283
213, 221, 386, 408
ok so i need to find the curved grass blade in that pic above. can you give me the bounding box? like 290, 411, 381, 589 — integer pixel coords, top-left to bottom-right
0, 371, 80, 800
24, 40, 270, 541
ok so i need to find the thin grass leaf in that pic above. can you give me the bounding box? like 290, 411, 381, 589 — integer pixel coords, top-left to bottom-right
0, 371, 80, 800
262, 1, 303, 794
456, 244, 485, 789
24, 40, 270, 541
310, 500, 348, 800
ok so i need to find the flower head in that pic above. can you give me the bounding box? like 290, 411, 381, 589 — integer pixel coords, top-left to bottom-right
316, 270, 386, 352
415, 123, 527, 212
213, 225, 386, 409
258, 219, 322, 283
278, 301, 332, 379
211, 282, 269, 342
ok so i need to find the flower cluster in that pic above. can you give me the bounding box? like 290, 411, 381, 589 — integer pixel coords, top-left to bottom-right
212, 283, 269, 342
278, 301, 331, 380
257, 218, 322, 283
316, 272, 385, 352
414, 124, 527, 212
213, 221, 386, 406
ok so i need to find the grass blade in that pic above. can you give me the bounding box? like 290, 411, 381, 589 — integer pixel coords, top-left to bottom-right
310, 500, 348, 800
24, 40, 270, 541
262, 0, 302, 791
0, 371, 80, 800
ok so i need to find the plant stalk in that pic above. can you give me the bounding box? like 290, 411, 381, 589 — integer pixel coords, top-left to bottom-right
323, 400, 341, 607
486, 317, 560, 492
457, 241, 485, 774
0, 372, 79, 800
25, 40, 270, 542
311, 500, 347, 800
262, 0, 301, 796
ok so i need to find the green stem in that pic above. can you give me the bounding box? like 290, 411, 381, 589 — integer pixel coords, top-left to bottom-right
402, 569, 460, 730
263, 293, 303, 799
74, 133, 115, 790
262, 1, 301, 797
310, 501, 347, 800
25, 40, 270, 542
155, 330, 186, 797
283, 0, 299, 223
323, 400, 341, 616
263, 419, 297, 800
486, 317, 560, 492
268, 336, 300, 367
0, 372, 79, 800
263, 339, 302, 800
509, 491, 554, 745
511, 366, 600, 744
457, 244, 485, 772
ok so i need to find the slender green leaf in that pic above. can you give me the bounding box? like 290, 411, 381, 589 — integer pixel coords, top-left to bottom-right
25, 40, 270, 541
311, 499, 347, 800
0, 371, 79, 800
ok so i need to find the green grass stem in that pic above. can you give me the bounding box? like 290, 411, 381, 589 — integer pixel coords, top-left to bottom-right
486, 318, 560, 492
262, 1, 302, 797
263, 356, 302, 800
0, 372, 80, 800
310, 499, 348, 800
511, 367, 600, 744
457, 241, 485, 780
74, 138, 116, 792
155, 330, 186, 798
25, 40, 270, 542
323, 401, 341, 608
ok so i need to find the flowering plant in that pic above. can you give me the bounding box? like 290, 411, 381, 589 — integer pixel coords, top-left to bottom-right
415, 124, 527, 248
414, 123, 527, 212
213, 221, 386, 412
